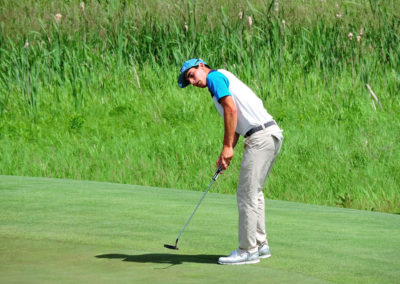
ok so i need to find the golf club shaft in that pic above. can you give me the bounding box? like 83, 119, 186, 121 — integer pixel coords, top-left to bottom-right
176, 166, 222, 241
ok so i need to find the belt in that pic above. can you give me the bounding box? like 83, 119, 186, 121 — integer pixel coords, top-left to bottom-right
244, 121, 276, 138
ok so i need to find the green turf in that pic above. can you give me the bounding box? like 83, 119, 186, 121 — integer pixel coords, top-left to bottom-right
0, 175, 399, 283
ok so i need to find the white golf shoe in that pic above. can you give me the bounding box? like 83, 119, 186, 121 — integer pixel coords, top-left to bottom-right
218, 249, 260, 265
258, 244, 271, 259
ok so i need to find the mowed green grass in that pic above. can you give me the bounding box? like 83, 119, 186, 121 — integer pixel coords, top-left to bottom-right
0, 175, 399, 283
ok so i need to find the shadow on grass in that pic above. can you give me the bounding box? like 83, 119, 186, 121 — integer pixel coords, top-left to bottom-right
96, 253, 219, 266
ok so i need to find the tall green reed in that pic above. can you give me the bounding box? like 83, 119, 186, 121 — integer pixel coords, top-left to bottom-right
0, 0, 399, 212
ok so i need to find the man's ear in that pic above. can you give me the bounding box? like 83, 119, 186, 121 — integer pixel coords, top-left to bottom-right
198, 62, 205, 68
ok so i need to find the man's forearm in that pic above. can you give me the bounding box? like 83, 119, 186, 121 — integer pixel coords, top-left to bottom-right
217, 96, 238, 170
223, 108, 237, 148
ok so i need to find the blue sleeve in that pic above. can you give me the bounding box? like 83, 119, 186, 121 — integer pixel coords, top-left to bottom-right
206, 71, 231, 102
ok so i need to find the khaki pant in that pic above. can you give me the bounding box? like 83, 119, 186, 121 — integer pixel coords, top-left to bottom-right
237, 128, 282, 253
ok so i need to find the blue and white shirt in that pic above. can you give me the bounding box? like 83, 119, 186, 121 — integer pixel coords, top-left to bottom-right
206, 69, 282, 138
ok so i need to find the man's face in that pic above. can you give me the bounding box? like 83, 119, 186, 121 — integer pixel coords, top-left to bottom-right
185, 63, 208, 88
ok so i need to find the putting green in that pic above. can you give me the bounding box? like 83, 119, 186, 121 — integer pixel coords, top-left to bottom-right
0, 175, 399, 283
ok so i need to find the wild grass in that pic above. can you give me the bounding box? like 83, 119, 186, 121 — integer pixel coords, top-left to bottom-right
0, 0, 399, 212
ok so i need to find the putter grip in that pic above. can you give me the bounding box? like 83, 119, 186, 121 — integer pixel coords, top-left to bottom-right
213, 166, 223, 181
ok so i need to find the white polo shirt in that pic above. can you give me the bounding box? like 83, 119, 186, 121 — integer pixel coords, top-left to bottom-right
206, 69, 283, 139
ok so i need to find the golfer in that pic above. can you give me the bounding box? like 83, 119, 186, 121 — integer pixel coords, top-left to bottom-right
178, 59, 283, 265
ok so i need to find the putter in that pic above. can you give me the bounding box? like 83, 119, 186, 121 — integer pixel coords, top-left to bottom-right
164, 165, 223, 250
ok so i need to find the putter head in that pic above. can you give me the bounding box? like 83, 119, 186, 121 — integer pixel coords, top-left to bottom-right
164, 238, 179, 250
164, 244, 178, 250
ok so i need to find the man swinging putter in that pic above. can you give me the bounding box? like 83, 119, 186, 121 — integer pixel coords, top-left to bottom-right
178, 59, 283, 265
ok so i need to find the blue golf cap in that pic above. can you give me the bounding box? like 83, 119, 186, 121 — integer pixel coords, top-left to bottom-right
178, 58, 208, 88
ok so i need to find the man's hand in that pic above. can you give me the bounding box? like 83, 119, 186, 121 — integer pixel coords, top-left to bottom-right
217, 146, 234, 170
